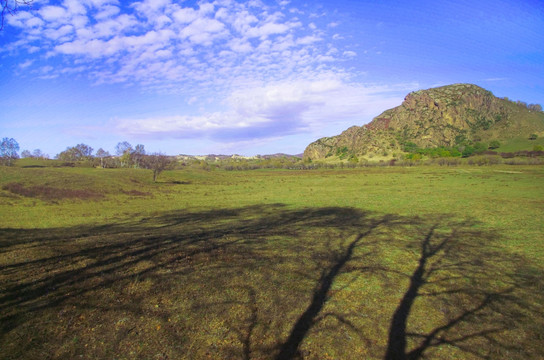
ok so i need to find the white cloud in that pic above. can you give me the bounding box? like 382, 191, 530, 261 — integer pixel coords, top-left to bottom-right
19, 59, 34, 69
26, 17, 45, 28
62, 0, 87, 15
95, 5, 121, 20
172, 7, 199, 24
230, 11, 259, 34
7, 11, 34, 28
229, 38, 253, 53
199, 2, 215, 15
246, 21, 290, 38
44, 24, 74, 40
92, 13, 138, 38
297, 35, 320, 45
114, 76, 417, 141
115, 112, 264, 139
4, 1, 426, 155
132, 0, 170, 17
179, 17, 227, 45
5, 0, 356, 108
39, 6, 69, 21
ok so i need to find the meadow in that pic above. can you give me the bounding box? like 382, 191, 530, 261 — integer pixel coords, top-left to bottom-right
1, 163, 543, 359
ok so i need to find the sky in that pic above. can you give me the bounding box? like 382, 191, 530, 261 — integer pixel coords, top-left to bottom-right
1, 0, 543, 157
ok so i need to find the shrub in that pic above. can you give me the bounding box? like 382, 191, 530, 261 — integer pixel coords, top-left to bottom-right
504, 158, 529, 165
335, 146, 349, 159
348, 154, 359, 163
489, 140, 501, 149
467, 155, 502, 166
435, 157, 461, 166
403, 142, 419, 153
462, 145, 475, 157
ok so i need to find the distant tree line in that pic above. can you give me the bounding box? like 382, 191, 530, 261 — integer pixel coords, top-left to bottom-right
501, 97, 543, 112
54, 141, 172, 181
2, 137, 544, 173
0, 138, 172, 182
21, 149, 49, 160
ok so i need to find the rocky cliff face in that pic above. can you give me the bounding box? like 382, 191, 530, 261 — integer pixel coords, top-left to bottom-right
304, 83, 544, 160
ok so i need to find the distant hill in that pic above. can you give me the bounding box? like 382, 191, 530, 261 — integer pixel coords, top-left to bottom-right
304, 83, 544, 160
176, 153, 303, 161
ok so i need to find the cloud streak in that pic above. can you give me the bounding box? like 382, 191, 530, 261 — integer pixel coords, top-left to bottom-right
115, 76, 415, 141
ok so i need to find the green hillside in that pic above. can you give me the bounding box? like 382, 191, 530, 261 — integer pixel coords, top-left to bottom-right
304, 84, 544, 161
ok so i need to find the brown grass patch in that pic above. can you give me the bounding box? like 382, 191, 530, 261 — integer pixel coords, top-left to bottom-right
121, 189, 152, 197
2, 182, 104, 201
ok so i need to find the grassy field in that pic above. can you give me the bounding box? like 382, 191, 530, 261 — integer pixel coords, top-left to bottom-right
496, 136, 544, 152
1, 164, 543, 359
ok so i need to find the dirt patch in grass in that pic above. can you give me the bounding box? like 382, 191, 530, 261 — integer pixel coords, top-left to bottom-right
2, 182, 104, 201
170, 180, 192, 185
121, 190, 152, 197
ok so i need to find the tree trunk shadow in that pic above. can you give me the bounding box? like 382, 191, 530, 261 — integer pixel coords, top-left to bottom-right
384, 220, 542, 360
275, 216, 393, 360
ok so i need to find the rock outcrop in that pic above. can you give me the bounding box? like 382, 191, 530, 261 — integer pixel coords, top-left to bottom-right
304, 83, 544, 160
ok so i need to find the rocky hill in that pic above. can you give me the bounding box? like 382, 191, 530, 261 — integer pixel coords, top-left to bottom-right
304, 84, 544, 160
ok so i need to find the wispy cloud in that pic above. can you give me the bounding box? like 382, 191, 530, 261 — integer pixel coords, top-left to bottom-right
482, 77, 508, 82
115, 76, 417, 141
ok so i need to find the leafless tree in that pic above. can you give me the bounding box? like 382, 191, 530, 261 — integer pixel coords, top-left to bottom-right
115, 141, 133, 167
143, 153, 173, 182
1, 0, 33, 30
96, 148, 111, 168
0, 137, 20, 166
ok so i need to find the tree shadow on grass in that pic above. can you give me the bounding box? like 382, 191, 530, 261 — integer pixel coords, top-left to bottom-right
274, 215, 396, 360
0, 205, 542, 359
383, 219, 544, 360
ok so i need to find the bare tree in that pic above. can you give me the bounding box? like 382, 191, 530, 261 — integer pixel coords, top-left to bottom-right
74, 143, 93, 159
115, 141, 133, 167
0, 137, 20, 166
1, 0, 33, 30
528, 104, 543, 112
96, 148, 111, 168
32, 149, 44, 159
143, 153, 172, 182
132, 144, 145, 168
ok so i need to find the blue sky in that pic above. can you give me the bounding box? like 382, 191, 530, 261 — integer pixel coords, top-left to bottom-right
1, 0, 543, 157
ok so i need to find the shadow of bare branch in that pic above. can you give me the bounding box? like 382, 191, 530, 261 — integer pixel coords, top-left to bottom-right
0, 205, 542, 359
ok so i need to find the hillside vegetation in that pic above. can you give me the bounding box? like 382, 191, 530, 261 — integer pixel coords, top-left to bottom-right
304, 84, 544, 161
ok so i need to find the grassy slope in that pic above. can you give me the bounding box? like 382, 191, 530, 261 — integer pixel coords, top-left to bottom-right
1, 164, 543, 359
496, 136, 544, 152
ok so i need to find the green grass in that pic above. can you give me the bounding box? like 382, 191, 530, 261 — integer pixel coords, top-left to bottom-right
496, 135, 544, 152
1, 164, 543, 359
